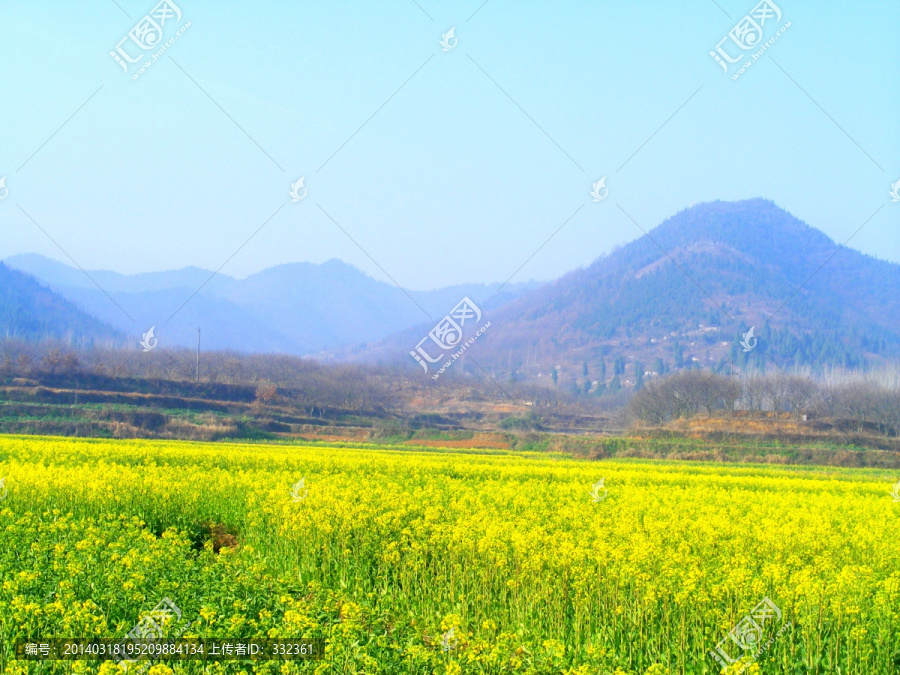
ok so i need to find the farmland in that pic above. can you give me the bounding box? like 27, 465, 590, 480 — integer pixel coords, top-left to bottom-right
0, 435, 898, 674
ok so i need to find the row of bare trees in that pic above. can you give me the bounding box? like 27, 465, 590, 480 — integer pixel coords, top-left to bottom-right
9, 337, 898, 434
0, 339, 395, 417
628, 370, 900, 436
0, 337, 624, 421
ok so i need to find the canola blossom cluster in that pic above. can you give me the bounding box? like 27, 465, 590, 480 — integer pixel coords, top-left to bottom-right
0, 435, 898, 674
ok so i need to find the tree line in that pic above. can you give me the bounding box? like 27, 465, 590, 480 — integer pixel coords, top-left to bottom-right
0, 339, 394, 418
0, 338, 609, 419
628, 369, 900, 436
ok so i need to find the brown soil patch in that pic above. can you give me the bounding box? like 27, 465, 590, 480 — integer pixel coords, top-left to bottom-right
200, 522, 238, 554
405, 433, 510, 449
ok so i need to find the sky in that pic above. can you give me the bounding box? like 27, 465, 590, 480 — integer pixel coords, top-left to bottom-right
0, 0, 898, 291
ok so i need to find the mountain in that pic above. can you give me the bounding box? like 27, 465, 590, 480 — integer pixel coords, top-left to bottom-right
0, 262, 121, 345
358, 199, 900, 384
3, 255, 537, 355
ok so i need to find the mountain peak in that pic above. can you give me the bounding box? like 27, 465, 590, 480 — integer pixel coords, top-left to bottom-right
655, 198, 829, 246
441, 199, 900, 380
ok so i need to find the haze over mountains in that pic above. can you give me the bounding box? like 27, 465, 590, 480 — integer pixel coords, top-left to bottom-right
5, 199, 899, 379
3, 255, 536, 355
0, 262, 121, 345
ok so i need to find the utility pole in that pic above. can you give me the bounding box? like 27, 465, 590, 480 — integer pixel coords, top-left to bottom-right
196, 327, 201, 383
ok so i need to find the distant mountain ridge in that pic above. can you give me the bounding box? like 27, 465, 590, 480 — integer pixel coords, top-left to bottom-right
7, 199, 899, 380
0, 262, 121, 345
356, 199, 900, 383
3, 255, 537, 355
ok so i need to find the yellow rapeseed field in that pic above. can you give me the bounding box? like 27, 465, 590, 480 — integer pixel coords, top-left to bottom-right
0, 434, 898, 674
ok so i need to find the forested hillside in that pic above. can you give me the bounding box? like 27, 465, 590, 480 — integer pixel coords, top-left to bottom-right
0, 262, 120, 345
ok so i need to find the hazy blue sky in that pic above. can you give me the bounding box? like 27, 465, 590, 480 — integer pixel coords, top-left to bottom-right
1, 0, 898, 290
